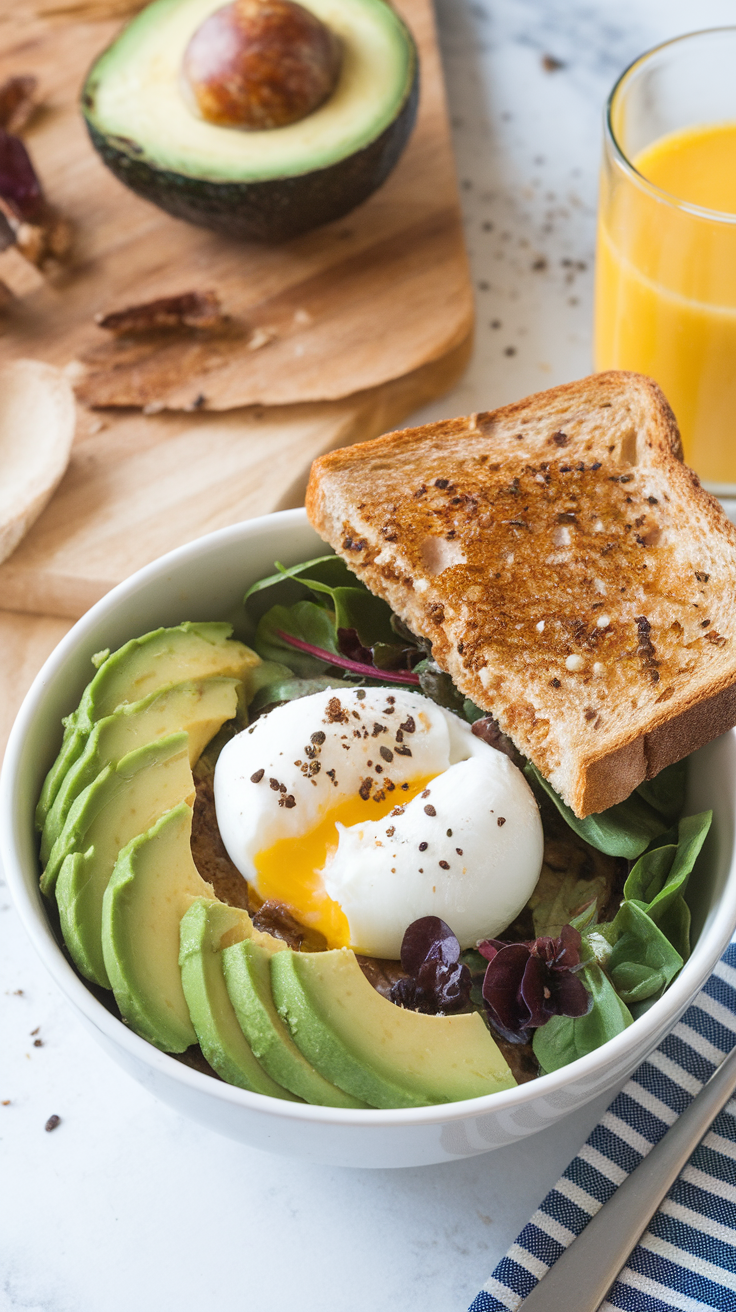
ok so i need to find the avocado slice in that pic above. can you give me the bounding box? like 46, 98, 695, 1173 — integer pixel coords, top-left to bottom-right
222, 937, 369, 1108
36, 622, 258, 828
81, 0, 418, 242
271, 948, 517, 1109
41, 676, 240, 863
51, 733, 195, 987
102, 802, 214, 1051
179, 899, 298, 1098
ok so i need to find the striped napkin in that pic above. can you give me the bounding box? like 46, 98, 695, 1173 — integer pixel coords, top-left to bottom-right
469, 939, 736, 1312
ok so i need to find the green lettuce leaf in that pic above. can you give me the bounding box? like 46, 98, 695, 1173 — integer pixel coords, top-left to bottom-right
244, 554, 356, 603
245, 555, 398, 648
532, 961, 633, 1073
524, 760, 688, 859
253, 601, 340, 675
623, 810, 711, 959
597, 901, 683, 1005
636, 759, 687, 826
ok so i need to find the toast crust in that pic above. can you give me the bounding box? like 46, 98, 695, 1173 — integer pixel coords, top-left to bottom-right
306, 371, 736, 816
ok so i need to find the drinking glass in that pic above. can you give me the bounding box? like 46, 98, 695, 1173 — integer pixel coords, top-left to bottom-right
595, 28, 736, 494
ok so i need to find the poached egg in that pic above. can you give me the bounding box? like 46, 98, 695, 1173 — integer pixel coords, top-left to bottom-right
214, 686, 543, 958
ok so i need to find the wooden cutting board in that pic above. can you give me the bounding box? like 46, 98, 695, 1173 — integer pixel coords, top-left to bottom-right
0, 0, 473, 626
0, 0, 473, 753
0, 0, 472, 408
0, 341, 468, 620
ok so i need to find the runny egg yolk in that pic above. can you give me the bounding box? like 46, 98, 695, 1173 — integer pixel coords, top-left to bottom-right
253, 774, 436, 948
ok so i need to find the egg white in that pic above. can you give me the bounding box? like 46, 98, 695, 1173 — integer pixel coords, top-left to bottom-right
214, 685, 544, 957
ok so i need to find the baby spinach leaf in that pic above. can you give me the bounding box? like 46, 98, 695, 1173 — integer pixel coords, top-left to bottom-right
462, 698, 486, 724
254, 601, 340, 676
524, 763, 680, 859
329, 587, 397, 647
625, 836, 677, 906
371, 640, 417, 671
653, 897, 692, 964
624, 810, 711, 958
414, 658, 466, 713
244, 659, 295, 696
532, 962, 632, 1073
636, 759, 688, 826
597, 901, 683, 1005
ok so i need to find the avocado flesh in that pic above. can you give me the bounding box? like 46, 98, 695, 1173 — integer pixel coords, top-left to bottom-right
102, 802, 213, 1052
52, 734, 195, 987
36, 623, 258, 828
223, 938, 369, 1108
271, 949, 517, 1109
82, 0, 418, 242
179, 899, 298, 1098
41, 676, 240, 863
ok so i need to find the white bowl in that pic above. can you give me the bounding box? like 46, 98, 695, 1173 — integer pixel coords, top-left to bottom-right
3, 508, 736, 1169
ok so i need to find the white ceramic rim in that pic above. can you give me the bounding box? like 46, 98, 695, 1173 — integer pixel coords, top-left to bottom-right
2, 507, 736, 1129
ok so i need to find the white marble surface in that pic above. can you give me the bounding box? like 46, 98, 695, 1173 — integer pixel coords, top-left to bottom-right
4, 2, 736, 1309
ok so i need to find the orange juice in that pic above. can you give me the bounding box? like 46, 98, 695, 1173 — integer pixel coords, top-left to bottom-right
595, 122, 736, 487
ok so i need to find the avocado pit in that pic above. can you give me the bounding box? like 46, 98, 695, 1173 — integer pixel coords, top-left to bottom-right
182, 0, 342, 129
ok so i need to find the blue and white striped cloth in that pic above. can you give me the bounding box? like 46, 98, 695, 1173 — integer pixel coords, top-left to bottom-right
470, 940, 736, 1312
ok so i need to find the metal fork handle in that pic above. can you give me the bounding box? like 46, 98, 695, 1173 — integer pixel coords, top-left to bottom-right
517, 1042, 736, 1312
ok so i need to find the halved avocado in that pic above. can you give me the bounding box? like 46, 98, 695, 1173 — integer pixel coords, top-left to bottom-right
81, 0, 419, 242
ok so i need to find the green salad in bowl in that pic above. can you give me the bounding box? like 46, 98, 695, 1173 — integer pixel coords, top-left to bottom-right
32, 547, 712, 1108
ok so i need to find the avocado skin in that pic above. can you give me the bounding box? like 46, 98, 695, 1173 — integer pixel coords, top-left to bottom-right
83, 65, 418, 243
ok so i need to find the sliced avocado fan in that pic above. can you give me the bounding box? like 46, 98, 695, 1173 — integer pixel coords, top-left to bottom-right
179, 899, 298, 1098
102, 801, 214, 1052
52, 733, 195, 987
222, 937, 369, 1109
41, 676, 241, 863
36, 622, 259, 829
271, 948, 517, 1109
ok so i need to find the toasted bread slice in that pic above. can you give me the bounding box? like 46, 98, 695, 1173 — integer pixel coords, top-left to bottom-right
306, 371, 736, 817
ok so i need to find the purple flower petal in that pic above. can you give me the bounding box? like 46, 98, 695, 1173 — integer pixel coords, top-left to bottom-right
390, 922, 471, 1014
551, 969, 591, 1018
482, 942, 531, 1033
519, 954, 550, 1028
477, 938, 505, 963
400, 916, 459, 974
553, 923, 583, 972
481, 926, 592, 1040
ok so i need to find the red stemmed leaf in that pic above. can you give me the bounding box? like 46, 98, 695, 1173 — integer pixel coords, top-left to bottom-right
275, 628, 421, 685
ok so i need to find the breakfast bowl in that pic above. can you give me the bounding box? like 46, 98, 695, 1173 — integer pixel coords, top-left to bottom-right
3, 507, 736, 1169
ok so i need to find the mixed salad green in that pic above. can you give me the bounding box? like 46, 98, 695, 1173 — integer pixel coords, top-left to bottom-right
242, 554, 713, 1076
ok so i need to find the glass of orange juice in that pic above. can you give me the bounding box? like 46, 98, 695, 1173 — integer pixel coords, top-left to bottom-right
595, 28, 736, 494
